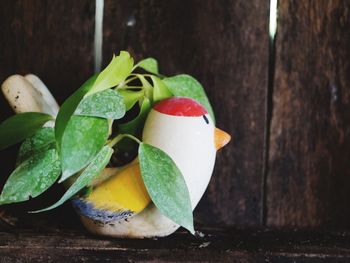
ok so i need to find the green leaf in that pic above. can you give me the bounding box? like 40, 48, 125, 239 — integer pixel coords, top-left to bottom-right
119, 97, 151, 137
60, 116, 109, 182
0, 112, 53, 151
55, 75, 98, 152
163, 74, 215, 122
0, 148, 61, 205
138, 143, 194, 234
17, 127, 55, 166
75, 89, 126, 120
32, 145, 113, 212
136, 58, 159, 75
87, 51, 134, 96
119, 90, 144, 111
151, 76, 173, 102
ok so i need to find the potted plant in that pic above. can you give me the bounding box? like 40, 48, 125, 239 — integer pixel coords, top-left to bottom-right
0, 51, 230, 238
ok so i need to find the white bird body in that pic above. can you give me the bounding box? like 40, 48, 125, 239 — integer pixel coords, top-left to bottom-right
143, 109, 216, 209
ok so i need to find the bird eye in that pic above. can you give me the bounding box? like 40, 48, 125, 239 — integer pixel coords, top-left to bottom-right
203, 115, 209, 124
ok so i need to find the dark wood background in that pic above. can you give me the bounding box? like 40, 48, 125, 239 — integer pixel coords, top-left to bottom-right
1, 0, 350, 243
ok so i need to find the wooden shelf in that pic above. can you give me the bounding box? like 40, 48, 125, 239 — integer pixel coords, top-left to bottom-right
1, 227, 350, 262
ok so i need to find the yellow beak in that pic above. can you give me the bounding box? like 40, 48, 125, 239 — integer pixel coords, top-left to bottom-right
214, 127, 231, 150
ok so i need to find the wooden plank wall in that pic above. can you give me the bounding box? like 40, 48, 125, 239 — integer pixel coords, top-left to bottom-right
266, 0, 350, 228
0, 0, 95, 105
1, 0, 350, 230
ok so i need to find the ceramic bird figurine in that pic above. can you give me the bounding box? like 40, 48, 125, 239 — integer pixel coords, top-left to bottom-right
1, 73, 230, 238
74, 97, 230, 238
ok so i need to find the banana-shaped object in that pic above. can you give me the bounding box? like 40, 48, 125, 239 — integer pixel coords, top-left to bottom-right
2, 75, 59, 116
1, 74, 59, 128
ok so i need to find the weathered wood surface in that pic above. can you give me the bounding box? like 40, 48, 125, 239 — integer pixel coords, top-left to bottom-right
267, 1, 350, 227
0, 0, 95, 226
1, 227, 350, 262
103, 0, 269, 226
0, 0, 95, 105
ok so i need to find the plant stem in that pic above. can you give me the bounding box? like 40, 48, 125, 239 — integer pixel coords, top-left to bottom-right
130, 73, 154, 78
118, 85, 143, 90
123, 134, 142, 144
107, 133, 141, 148
115, 76, 139, 90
